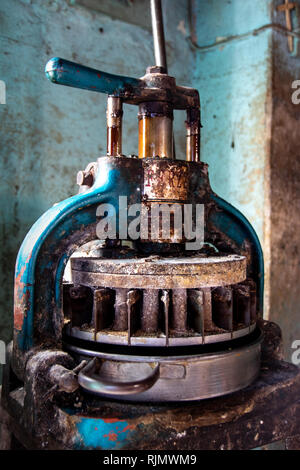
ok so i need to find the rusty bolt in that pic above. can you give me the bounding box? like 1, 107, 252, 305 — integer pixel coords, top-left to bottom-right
77, 170, 94, 187
49, 364, 79, 394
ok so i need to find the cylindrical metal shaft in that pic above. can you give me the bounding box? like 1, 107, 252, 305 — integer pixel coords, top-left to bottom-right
150, 0, 167, 71
186, 107, 201, 162
139, 116, 173, 158
233, 284, 251, 326
212, 287, 233, 331
138, 101, 173, 158
142, 289, 159, 333
107, 96, 123, 156
243, 279, 257, 321
172, 289, 187, 333
113, 288, 128, 330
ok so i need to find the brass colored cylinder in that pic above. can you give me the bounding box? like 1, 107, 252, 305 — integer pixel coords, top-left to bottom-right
138, 102, 173, 159
107, 96, 123, 156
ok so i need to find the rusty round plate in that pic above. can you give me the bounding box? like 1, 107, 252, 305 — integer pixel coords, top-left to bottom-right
71, 254, 246, 289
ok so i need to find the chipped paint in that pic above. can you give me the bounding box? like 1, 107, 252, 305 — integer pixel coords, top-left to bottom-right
75, 416, 136, 450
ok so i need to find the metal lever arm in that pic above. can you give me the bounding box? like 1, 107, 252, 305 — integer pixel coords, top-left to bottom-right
45, 57, 199, 109
45, 57, 141, 98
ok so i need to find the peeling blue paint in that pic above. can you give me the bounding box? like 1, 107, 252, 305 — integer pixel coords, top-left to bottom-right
75, 417, 134, 450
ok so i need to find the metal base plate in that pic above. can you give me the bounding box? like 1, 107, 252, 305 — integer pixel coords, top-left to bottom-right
65, 328, 262, 402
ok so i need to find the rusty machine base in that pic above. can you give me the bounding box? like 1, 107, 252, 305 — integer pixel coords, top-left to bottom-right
1, 320, 300, 450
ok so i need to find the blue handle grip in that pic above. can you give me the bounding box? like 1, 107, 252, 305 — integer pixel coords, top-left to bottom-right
45, 57, 141, 96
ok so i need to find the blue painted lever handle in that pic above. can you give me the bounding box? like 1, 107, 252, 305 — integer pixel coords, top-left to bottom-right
45, 57, 141, 96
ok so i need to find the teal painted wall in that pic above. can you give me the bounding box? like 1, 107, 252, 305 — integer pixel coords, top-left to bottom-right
191, 0, 272, 246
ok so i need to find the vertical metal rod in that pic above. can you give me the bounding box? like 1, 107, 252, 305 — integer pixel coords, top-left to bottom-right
233, 284, 251, 326
212, 287, 233, 331
150, 0, 176, 158
127, 289, 140, 345
172, 289, 187, 334
142, 289, 159, 333
243, 279, 257, 322
161, 290, 169, 346
113, 288, 128, 331
106, 96, 123, 156
92, 289, 111, 340
150, 0, 167, 71
202, 288, 213, 332
186, 107, 201, 162
188, 289, 204, 338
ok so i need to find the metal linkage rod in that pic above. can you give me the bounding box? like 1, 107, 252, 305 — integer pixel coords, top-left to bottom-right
150, 0, 168, 71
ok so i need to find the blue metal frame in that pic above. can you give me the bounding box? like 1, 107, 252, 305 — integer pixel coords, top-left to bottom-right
11, 158, 264, 450
211, 194, 264, 312
14, 165, 264, 356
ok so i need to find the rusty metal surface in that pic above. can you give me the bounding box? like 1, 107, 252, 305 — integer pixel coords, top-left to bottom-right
141, 289, 159, 333
212, 286, 233, 330
71, 254, 246, 276
186, 107, 201, 162
142, 158, 189, 201
3, 320, 300, 449
71, 254, 246, 289
113, 289, 128, 331
171, 288, 188, 333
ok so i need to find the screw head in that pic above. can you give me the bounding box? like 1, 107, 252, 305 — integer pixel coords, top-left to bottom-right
77, 170, 94, 187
